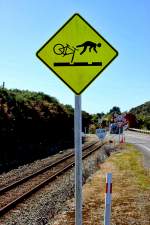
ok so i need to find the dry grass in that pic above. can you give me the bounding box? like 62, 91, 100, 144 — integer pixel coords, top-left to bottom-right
52, 144, 150, 225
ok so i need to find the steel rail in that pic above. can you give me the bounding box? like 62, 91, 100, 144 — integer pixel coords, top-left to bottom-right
0, 141, 103, 216
0, 141, 98, 195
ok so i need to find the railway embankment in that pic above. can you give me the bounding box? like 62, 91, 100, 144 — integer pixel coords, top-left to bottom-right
0, 135, 110, 225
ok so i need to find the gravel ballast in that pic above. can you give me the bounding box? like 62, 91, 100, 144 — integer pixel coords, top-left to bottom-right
0, 135, 110, 225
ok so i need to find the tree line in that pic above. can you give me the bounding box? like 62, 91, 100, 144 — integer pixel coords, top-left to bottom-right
0, 88, 92, 172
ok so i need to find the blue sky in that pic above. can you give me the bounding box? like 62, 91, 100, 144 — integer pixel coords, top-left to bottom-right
0, 0, 149, 114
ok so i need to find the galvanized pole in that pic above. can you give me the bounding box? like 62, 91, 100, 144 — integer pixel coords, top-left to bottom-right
2, 82, 5, 89
74, 95, 82, 225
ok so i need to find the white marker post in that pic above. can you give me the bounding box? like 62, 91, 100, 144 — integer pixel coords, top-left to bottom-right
104, 173, 112, 225
75, 95, 82, 225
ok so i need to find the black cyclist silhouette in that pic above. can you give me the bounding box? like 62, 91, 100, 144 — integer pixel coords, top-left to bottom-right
53, 41, 102, 66
76, 41, 101, 55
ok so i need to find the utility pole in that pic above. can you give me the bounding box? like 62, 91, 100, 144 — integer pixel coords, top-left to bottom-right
2, 82, 5, 89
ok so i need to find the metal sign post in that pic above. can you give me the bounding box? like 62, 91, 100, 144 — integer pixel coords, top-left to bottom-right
36, 13, 118, 225
74, 95, 82, 225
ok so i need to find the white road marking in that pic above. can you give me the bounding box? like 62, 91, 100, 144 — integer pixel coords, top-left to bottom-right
138, 144, 150, 152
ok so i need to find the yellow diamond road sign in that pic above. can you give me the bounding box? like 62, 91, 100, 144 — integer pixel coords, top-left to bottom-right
36, 13, 118, 95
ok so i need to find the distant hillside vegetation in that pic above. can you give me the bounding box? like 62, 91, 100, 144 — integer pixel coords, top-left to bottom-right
129, 101, 150, 130
0, 88, 91, 172
130, 101, 150, 116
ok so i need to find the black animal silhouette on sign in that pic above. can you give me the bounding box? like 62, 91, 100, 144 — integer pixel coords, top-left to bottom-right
76, 41, 101, 55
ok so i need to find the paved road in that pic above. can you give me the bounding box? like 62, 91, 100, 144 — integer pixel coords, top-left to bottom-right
105, 130, 150, 168
124, 130, 150, 168
97, 130, 150, 168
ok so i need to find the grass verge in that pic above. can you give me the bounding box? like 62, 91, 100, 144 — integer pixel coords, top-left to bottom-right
50, 143, 150, 225
110, 143, 150, 190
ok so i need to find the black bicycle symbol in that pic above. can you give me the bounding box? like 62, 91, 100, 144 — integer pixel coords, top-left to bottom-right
53, 44, 78, 63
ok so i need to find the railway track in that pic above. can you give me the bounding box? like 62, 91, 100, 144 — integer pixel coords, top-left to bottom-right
0, 141, 103, 217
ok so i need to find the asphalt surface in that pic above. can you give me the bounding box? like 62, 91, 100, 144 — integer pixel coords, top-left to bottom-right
106, 130, 150, 168
124, 130, 150, 168
94, 130, 150, 168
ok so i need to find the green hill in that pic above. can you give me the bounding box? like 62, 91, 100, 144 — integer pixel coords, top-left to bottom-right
129, 101, 150, 129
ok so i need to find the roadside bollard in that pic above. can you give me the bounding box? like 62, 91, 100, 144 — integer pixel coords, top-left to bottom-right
104, 173, 112, 225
